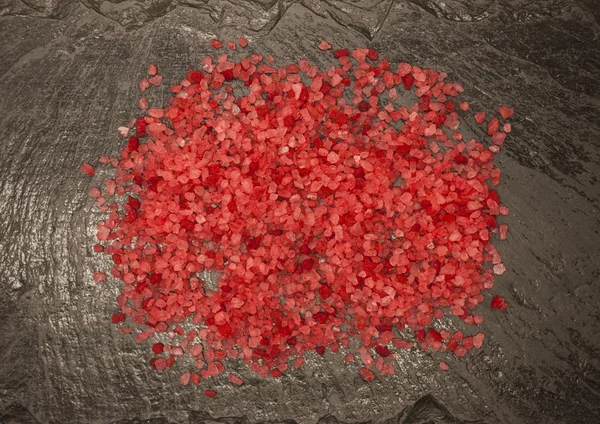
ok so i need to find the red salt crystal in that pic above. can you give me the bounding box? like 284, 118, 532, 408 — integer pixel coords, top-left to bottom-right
88, 187, 101, 198
111, 313, 125, 324
93, 271, 106, 283
179, 371, 191, 385
315, 345, 326, 355
204, 390, 217, 398
333, 48, 349, 59
459, 102, 469, 111
359, 368, 375, 382
92, 244, 103, 253
439, 361, 449, 371
127, 136, 140, 152
271, 368, 283, 378
239, 37, 248, 48
148, 75, 163, 86
190, 372, 201, 384
375, 345, 390, 357
148, 64, 158, 76
491, 296, 508, 311
80, 163, 95, 177
228, 373, 244, 385
402, 74, 414, 90
498, 106, 514, 119
487, 117, 499, 135
139, 78, 150, 92
152, 343, 164, 354
474, 111, 486, 124
343, 354, 355, 362
210, 39, 223, 49
454, 346, 467, 357
138, 97, 148, 110
367, 49, 379, 61
499, 224, 508, 240
473, 332, 485, 349
227, 41, 236, 50
318, 40, 332, 51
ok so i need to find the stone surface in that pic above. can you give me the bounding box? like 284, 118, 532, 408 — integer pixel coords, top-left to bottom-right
0, 1, 599, 423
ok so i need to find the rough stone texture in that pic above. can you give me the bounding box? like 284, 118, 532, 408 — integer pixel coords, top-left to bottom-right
0, 1, 599, 423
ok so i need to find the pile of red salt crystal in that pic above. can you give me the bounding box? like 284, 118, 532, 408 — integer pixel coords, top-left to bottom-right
82, 38, 513, 385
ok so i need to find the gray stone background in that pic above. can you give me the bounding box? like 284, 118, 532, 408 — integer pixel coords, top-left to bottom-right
0, 0, 599, 423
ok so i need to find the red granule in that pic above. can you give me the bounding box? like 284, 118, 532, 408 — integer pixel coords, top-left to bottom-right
239, 37, 248, 48
148, 75, 163, 87
86, 45, 512, 385
498, 106, 514, 119
439, 361, 449, 371
210, 39, 223, 49
148, 64, 158, 76
318, 40, 332, 51
359, 368, 375, 381
139, 78, 150, 92
474, 111, 486, 124
491, 296, 508, 310
228, 373, 244, 385
227, 41, 236, 51
80, 163, 94, 177
152, 343, 164, 354
93, 271, 106, 283
204, 390, 217, 397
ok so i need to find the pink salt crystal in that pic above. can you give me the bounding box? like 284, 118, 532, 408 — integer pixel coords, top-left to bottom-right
88, 187, 101, 198
117, 126, 130, 137
503, 123, 511, 133
227, 41, 236, 50
454, 346, 467, 357
318, 40, 332, 51
148, 64, 158, 76
343, 353, 355, 362
138, 97, 148, 110
105, 179, 116, 196
93, 271, 106, 283
148, 108, 164, 118
459, 102, 469, 111
228, 373, 244, 385
498, 106, 514, 119
148, 75, 163, 86
439, 361, 449, 371
474, 111, 486, 124
493, 263, 506, 275
80, 163, 95, 177
154, 358, 167, 371
139, 78, 150, 92
179, 371, 191, 385
239, 37, 248, 48
499, 224, 508, 240
473, 332, 485, 349
190, 372, 201, 384
210, 39, 223, 49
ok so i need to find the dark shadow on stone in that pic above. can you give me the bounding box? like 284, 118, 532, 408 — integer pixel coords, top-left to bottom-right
0, 404, 41, 424
189, 411, 250, 424
111, 418, 170, 424
401, 395, 485, 424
